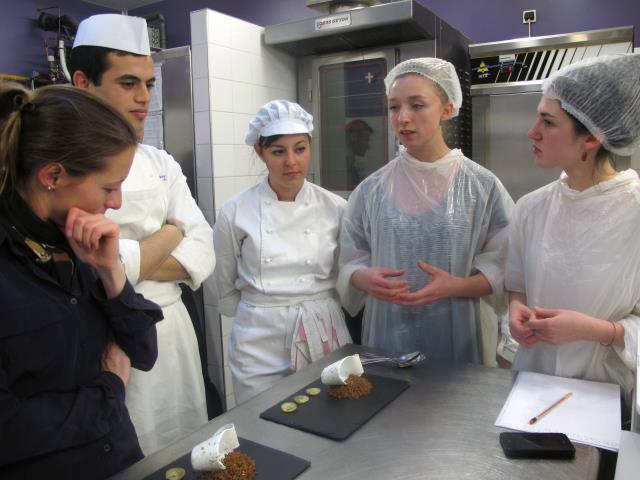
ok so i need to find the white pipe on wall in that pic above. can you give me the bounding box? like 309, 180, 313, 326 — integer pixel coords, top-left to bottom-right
58, 39, 71, 82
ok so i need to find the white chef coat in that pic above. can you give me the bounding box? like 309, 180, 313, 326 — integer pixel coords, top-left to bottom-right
106, 143, 215, 454
338, 148, 514, 362
505, 170, 640, 395
213, 177, 352, 404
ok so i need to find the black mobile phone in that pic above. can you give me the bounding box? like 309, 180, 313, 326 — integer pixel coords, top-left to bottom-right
499, 432, 576, 459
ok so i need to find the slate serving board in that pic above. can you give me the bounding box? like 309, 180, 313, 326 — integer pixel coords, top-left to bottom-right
260, 373, 410, 440
144, 437, 310, 480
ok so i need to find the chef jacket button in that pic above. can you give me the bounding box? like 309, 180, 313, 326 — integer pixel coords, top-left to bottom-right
304, 228, 311, 235
70, 297, 78, 305
103, 443, 111, 452
298, 278, 305, 283
264, 257, 272, 264
266, 228, 273, 234
266, 281, 272, 286
305, 259, 312, 265
265, 200, 271, 205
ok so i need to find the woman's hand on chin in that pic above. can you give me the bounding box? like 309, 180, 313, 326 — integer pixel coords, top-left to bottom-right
65, 207, 126, 297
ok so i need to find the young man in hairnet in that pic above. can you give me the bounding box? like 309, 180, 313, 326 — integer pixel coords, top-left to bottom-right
69, 13, 216, 455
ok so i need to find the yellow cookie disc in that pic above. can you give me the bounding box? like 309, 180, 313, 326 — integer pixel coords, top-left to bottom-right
281, 401, 298, 413
165, 467, 186, 480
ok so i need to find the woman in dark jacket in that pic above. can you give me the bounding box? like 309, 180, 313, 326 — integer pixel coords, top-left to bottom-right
0, 82, 162, 479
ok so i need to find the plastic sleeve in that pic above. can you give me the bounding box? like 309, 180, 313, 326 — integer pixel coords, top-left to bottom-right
337, 187, 371, 316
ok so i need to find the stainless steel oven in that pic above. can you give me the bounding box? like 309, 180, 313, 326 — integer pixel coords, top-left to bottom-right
265, 0, 470, 197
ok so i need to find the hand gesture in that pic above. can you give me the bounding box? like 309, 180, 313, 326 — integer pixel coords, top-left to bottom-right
393, 261, 456, 306
102, 341, 131, 387
509, 299, 537, 347
528, 307, 589, 346
351, 267, 410, 302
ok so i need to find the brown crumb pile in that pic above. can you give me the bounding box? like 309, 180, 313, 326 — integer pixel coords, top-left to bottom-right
198, 451, 256, 480
328, 375, 373, 399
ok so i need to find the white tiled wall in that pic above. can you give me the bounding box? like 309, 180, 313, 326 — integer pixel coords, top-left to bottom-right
190, 8, 297, 411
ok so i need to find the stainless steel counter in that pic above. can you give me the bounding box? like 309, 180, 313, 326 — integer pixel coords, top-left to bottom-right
110, 345, 600, 480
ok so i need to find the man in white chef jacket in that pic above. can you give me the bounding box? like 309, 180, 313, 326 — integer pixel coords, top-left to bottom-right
69, 14, 215, 455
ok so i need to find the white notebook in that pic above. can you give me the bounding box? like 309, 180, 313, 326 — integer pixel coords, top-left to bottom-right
495, 371, 621, 451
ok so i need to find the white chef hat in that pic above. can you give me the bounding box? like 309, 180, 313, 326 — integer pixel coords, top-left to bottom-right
384, 57, 463, 117
543, 53, 640, 156
245, 100, 313, 146
73, 14, 150, 56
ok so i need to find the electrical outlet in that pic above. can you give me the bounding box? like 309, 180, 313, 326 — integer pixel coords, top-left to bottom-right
523, 10, 537, 23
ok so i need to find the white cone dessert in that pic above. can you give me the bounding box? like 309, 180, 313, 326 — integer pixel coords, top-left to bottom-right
321, 354, 364, 385
191, 424, 240, 472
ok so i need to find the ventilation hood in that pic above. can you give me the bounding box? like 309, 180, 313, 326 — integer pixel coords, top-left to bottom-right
264, 0, 438, 56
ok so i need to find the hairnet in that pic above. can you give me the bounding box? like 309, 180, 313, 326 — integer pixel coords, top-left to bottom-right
542, 53, 640, 156
245, 100, 313, 145
384, 58, 463, 117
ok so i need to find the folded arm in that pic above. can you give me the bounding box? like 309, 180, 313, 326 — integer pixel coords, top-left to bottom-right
138, 224, 186, 282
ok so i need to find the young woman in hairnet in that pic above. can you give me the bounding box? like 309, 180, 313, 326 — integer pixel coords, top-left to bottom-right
213, 100, 352, 404
338, 58, 514, 362
506, 53, 640, 402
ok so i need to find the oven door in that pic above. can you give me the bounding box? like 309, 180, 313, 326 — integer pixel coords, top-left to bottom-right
310, 49, 397, 198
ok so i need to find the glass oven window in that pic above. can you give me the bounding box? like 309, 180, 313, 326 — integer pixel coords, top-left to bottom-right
319, 58, 388, 192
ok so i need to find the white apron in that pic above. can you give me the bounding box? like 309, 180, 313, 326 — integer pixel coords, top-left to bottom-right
230, 294, 350, 404
506, 171, 640, 396
107, 144, 213, 454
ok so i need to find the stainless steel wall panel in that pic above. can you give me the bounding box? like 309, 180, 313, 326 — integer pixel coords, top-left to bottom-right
152, 47, 196, 193
472, 92, 560, 201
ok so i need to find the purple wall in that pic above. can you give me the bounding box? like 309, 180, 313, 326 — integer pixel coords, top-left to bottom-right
133, 0, 315, 48
1, 0, 108, 77
2, 0, 638, 78
131, 0, 639, 48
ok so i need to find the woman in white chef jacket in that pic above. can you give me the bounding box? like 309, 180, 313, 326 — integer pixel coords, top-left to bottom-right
213, 100, 352, 404
506, 53, 640, 405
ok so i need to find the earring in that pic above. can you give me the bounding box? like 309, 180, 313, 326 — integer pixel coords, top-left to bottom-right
47, 185, 55, 191
581, 152, 588, 162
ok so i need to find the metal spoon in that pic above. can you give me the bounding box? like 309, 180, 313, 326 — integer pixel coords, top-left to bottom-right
360, 351, 425, 368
